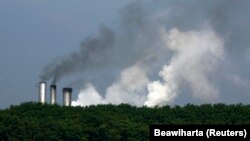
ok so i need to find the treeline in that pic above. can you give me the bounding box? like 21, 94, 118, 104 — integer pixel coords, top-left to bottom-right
0, 102, 250, 140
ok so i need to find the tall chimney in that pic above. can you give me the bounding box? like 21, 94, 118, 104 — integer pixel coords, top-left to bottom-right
39, 82, 46, 104
50, 85, 56, 104
63, 88, 72, 106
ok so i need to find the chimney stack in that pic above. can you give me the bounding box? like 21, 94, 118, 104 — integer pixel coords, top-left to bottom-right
63, 88, 72, 106
39, 82, 46, 104
50, 85, 56, 104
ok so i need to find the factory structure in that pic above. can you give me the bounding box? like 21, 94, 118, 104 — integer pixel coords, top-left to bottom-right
38, 82, 72, 106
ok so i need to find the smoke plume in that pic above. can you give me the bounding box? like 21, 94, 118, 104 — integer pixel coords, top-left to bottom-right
41, 0, 250, 106
40, 26, 116, 83
145, 27, 224, 107
72, 64, 149, 106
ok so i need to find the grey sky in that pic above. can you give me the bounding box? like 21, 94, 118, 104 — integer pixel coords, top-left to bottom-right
0, 0, 250, 108
0, 0, 132, 108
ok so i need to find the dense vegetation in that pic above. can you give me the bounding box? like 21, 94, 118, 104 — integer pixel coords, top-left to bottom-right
0, 102, 249, 140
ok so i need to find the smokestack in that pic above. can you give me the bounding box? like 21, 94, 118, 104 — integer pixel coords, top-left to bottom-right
50, 85, 56, 104
63, 88, 72, 106
39, 82, 46, 104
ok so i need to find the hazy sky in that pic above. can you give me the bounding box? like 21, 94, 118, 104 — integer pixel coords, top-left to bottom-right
0, 0, 133, 108
1, 0, 250, 108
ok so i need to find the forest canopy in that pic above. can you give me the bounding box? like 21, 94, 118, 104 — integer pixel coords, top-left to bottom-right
0, 102, 249, 140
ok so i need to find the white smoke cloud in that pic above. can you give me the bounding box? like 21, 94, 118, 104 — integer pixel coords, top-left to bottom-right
72, 83, 104, 106
144, 27, 224, 107
73, 26, 225, 107
72, 64, 149, 106
40, 0, 250, 106
105, 63, 149, 106
145, 79, 176, 107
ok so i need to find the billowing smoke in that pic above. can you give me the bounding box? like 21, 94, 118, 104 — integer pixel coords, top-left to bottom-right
72, 64, 149, 106
72, 27, 224, 107
40, 26, 116, 83
41, 0, 250, 106
145, 27, 224, 107
72, 83, 105, 106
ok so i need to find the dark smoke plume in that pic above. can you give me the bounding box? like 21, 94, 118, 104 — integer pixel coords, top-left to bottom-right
40, 26, 115, 83
40, 0, 250, 106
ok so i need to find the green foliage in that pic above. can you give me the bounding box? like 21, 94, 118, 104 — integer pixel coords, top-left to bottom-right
0, 102, 249, 140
